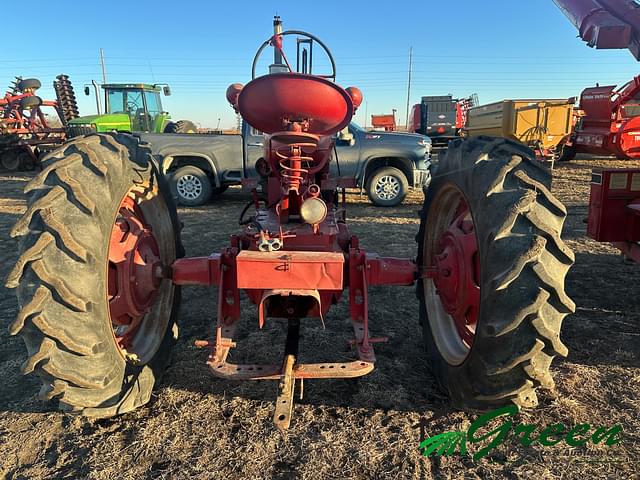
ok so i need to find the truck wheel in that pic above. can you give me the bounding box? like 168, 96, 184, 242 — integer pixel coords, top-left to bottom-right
556, 142, 576, 162
170, 165, 212, 206
163, 120, 197, 134
367, 166, 408, 207
17, 78, 41, 92
6, 133, 184, 417
416, 136, 575, 409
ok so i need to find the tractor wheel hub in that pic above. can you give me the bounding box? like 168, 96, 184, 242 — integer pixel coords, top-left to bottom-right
108, 195, 163, 350
432, 200, 480, 347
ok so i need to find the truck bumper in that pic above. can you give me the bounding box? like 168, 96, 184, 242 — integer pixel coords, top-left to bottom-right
413, 166, 432, 192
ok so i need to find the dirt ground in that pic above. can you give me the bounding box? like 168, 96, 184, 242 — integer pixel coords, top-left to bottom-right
0, 156, 639, 479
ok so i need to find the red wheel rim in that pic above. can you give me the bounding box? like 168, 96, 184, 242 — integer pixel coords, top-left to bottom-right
431, 196, 480, 348
422, 184, 482, 365
108, 194, 163, 355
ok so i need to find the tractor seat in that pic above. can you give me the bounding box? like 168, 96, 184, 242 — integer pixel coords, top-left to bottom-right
237, 73, 353, 136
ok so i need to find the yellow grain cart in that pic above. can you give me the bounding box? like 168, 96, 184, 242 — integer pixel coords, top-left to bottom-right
465, 99, 575, 159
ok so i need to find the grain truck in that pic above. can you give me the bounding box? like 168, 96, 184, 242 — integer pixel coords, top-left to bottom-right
465, 98, 575, 161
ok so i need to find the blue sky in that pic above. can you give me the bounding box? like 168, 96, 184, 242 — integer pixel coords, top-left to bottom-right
2, 0, 638, 128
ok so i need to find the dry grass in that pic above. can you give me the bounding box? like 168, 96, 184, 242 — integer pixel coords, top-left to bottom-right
0, 156, 639, 479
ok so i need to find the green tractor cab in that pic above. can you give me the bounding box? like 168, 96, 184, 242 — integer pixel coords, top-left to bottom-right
67, 83, 196, 137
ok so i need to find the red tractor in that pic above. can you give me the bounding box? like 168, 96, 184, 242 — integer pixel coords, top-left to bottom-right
6, 19, 574, 428
562, 75, 640, 161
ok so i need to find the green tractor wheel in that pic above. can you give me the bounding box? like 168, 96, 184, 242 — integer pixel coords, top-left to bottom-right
164, 120, 198, 134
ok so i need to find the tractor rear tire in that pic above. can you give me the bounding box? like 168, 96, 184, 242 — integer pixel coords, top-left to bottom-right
416, 136, 575, 409
6, 133, 184, 417
164, 120, 197, 134
17, 78, 41, 92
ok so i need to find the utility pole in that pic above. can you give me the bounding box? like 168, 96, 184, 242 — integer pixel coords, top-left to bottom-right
99, 48, 107, 83
364, 101, 368, 129
405, 46, 412, 131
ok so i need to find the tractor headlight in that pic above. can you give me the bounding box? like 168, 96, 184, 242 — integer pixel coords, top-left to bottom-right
300, 197, 327, 225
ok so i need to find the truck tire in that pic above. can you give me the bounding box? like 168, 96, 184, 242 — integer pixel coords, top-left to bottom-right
366, 166, 408, 207
170, 165, 212, 206
416, 136, 575, 409
556, 142, 576, 162
163, 120, 197, 134
17, 78, 41, 92
6, 133, 184, 418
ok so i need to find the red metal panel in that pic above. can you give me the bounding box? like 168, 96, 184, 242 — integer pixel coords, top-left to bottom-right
579, 85, 616, 120
588, 168, 640, 242
619, 116, 640, 158
236, 250, 344, 290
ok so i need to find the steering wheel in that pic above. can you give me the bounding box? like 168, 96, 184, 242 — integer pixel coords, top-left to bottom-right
127, 101, 139, 114
251, 30, 337, 81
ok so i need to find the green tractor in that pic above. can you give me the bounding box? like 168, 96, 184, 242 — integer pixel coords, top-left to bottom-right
66, 82, 197, 137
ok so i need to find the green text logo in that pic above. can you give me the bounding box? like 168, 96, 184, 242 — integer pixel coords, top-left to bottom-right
419, 405, 622, 461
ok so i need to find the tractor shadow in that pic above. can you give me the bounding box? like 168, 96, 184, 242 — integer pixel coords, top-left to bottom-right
562, 251, 640, 369
0, 172, 34, 200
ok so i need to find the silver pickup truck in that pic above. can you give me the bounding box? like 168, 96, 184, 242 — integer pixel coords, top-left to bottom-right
138, 121, 431, 207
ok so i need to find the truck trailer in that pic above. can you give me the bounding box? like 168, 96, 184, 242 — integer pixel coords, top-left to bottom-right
464, 98, 575, 161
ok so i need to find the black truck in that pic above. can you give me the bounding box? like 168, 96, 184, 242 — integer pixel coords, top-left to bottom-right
139, 121, 432, 207
409, 94, 478, 149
